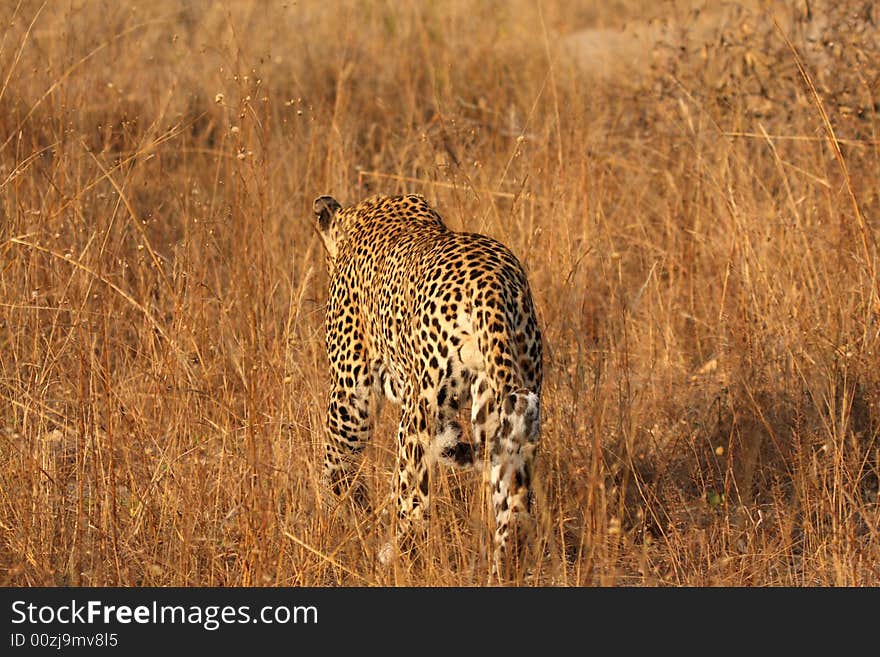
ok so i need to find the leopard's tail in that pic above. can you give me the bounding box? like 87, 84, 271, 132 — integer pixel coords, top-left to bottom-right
490, 387, 540, 574
468, 284, 542, 575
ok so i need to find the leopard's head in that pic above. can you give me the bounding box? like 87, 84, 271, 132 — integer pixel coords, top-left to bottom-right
312, 195, 344, 269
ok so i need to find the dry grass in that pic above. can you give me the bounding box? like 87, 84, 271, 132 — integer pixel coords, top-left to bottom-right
1, 0, 878, 586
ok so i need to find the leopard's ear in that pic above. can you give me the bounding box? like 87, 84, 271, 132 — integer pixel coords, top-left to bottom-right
313, 195, 341, 232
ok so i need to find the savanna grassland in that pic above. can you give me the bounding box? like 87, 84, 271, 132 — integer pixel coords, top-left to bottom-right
1, 0, 878, 586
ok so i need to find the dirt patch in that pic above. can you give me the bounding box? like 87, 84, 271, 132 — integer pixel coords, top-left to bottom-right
564, 1, 801, 79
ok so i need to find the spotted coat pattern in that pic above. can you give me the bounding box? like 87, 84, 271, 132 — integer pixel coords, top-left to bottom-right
312, 193, 543, 573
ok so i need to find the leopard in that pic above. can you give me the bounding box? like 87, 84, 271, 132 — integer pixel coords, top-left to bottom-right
312, 193, 542, 575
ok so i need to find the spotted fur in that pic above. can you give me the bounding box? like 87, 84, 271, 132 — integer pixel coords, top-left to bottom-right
312, 193, 543, 574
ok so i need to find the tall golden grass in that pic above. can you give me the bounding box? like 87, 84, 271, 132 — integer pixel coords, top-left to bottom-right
1, 0, 878, 585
